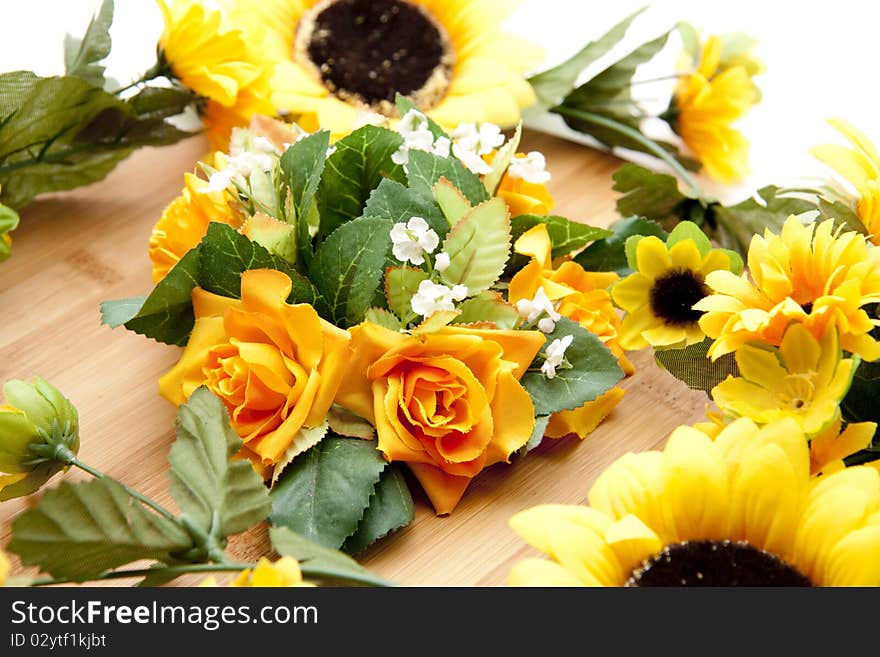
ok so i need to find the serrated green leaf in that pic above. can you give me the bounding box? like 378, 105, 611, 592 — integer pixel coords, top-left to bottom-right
316, 125, 406, 241
574, 215, 667, 275
9, 478, 193, 581
270, 526, 391, 586
327, 405, 376, 440
483, 123, 521, 195
654, 338, 740, 394
518, 415, 551, 456
364, 307, 402, 331
310, 214, 394, 327
363, 177, 447, 237
613, 163, 697, 222
395, 94, 448, 139
269, 436, 388, 549
281, 130, 330, 264
527, 8, 646, 112
169, 388, 271, 538
406, 149, 489, 206
511, 214, 612, 258
521, 318, 624, 415
454, 291, 520, 329
412, 310, 460, 334
63, 0, 114, 86
433, 177, 471, 226
100, 296, 147, 328
385, 266, 428, 323
271, 421, 330, 488
440, 197, 510, 294
343, 464, 414, 554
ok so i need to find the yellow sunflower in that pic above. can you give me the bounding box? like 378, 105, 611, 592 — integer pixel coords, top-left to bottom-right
218, 0, 542, 135
157, 0, 275, 150
611, 223, 741, 350
509, 418, 880, 586
149, 153, 244, 282
669, 35, 760, 183
695, 215, 880, 361
811, 118, 880, 245
712, 324, 856, 436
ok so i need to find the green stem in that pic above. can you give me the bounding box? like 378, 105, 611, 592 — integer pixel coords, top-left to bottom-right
30, 563, 252, 587
550, 105, 706, 199
298, 563, 395, 588
110, 60, 169, 95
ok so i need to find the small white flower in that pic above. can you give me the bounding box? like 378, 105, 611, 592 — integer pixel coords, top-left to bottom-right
434, 252, 451, 272
452, 142, 492, 175
251, 136, 279, 156
397, 109, 428, 137
508, 151, 551, 184
516, 287, 561, 324
411, 280, 465, 317
390, 216, 439, 265
326, 145, 337, 158
431, 136, 451, 158
537, 317, 557, 334
452, 122, 505, 155
541, 334, 574, 379
352, 109, 387, 129
392, 110, 438, 166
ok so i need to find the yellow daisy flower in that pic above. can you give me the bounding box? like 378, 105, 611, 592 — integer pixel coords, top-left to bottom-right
218, 0, 542, 135
149, 153, 244, 282
811, 118, 880, 245
509, 418, 880, 586
695, 215, 880, 362
670, 36, 759, 182
810, 414, 877, 476
611, 223, 740, 350
712, 324, 856, 436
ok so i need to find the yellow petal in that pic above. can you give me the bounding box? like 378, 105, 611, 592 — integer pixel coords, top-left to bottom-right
603, 514, 663, 578
508, 558, 589, 587
635, 236, 671, 279
589, 451, 668, 540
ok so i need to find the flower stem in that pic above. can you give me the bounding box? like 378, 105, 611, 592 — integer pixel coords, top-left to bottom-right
29, 563, 253, 587
550, 105, 706, 199
110, 60, 170, 95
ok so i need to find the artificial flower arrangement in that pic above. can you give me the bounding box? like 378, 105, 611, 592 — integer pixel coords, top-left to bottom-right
0, 0, 763, 261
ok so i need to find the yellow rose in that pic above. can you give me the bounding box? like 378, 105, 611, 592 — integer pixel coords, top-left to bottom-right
335, 322, 544, 514
159, 269, 351, 470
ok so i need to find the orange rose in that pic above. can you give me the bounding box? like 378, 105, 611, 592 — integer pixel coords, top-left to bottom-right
159, 269, 351, 470
335, 322, 544, 514
508, 224, 632, 438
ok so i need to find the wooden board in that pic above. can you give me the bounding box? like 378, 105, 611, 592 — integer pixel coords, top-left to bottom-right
0, 130, 707, 586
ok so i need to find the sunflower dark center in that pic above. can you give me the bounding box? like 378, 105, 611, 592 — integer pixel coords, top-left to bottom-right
648, 268, 708, 326
296, 0, 453, 113
627, 540, 811, 587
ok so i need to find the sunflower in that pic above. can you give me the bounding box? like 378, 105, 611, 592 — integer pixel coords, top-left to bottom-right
149, 153, 244, 282
218, 0, 542, 135
668, 35, 759, 182
695, 215, 880, 361
811, 118, 880, 245
712, 324, 856, 436
509, 418, 880, 586
157, 0, 275, 149
611, 224, 741, 350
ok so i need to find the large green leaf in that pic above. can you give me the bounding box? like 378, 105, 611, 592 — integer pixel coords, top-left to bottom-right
454, 291, 520, 329
169, 388, 270, 539
270, 526, 391, 586
574, 215, 667, 275
310, 214, 394, 326
281, 130, 330, 264
9, 478, 193, 581
527, 8, 646, 112
406, 150, 489, 206
63, 0, 114, 86
613, 163, 699, 223
440, 197, 510, 294
521, 318, 624, 415
316, 125, 406, 240
343, 464, 414, 555
362, 177, 447, 238
654, 339, 739, 395
269, 436, 388, 549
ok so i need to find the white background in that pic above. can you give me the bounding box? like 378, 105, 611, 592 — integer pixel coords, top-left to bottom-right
1, 0, 878, 200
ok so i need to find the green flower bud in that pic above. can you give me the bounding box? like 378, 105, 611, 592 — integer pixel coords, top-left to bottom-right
0, 377, 79, 501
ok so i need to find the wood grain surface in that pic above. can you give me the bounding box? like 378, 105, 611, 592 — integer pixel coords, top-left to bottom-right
0, 129, 707, 586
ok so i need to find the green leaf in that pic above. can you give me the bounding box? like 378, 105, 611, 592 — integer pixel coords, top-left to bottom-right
327, 405, 376, 440
169, 388, 271, 538
310, 215, 394, 327
406, 149, 489, 206
99, 295, 147, 328
395, 94, 448, 139
527, 8, 646, 112
440, 197, 510, 294
9, 478, 193, 581
518, 415, 551, 456
574, 215, 667, 274
128, 86, 197, 120
343, 464, 414, 554
521, 318, 624, 415
433, 177, 471, 226
654, 338, 739, 394
270, 526, 391, 587
842, 358, 880, 425
63, 0, 114, 86
269, 436, 388, 549
364, 307, 402, 331
667, 220, 713, 255
281, 130, 330, 264
483, 123, 521, 195
316, 125, 406, 241
363, 178, 447, 238
385, 266, 428, 323
454, 291, 520, 329
0, 200, 20, 262
511, 214, 612, 258
612, 163, 699, 223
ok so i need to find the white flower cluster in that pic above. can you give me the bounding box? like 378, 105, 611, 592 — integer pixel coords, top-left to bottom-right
392, 110, 451, 165
390, 216, 439, 266
541, 334, 573, 379
206, 130, 279, 193
516, 287, 561, 334
411, 280, 468, 318
450, 122, 505, 175
508, 151, 551, 184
